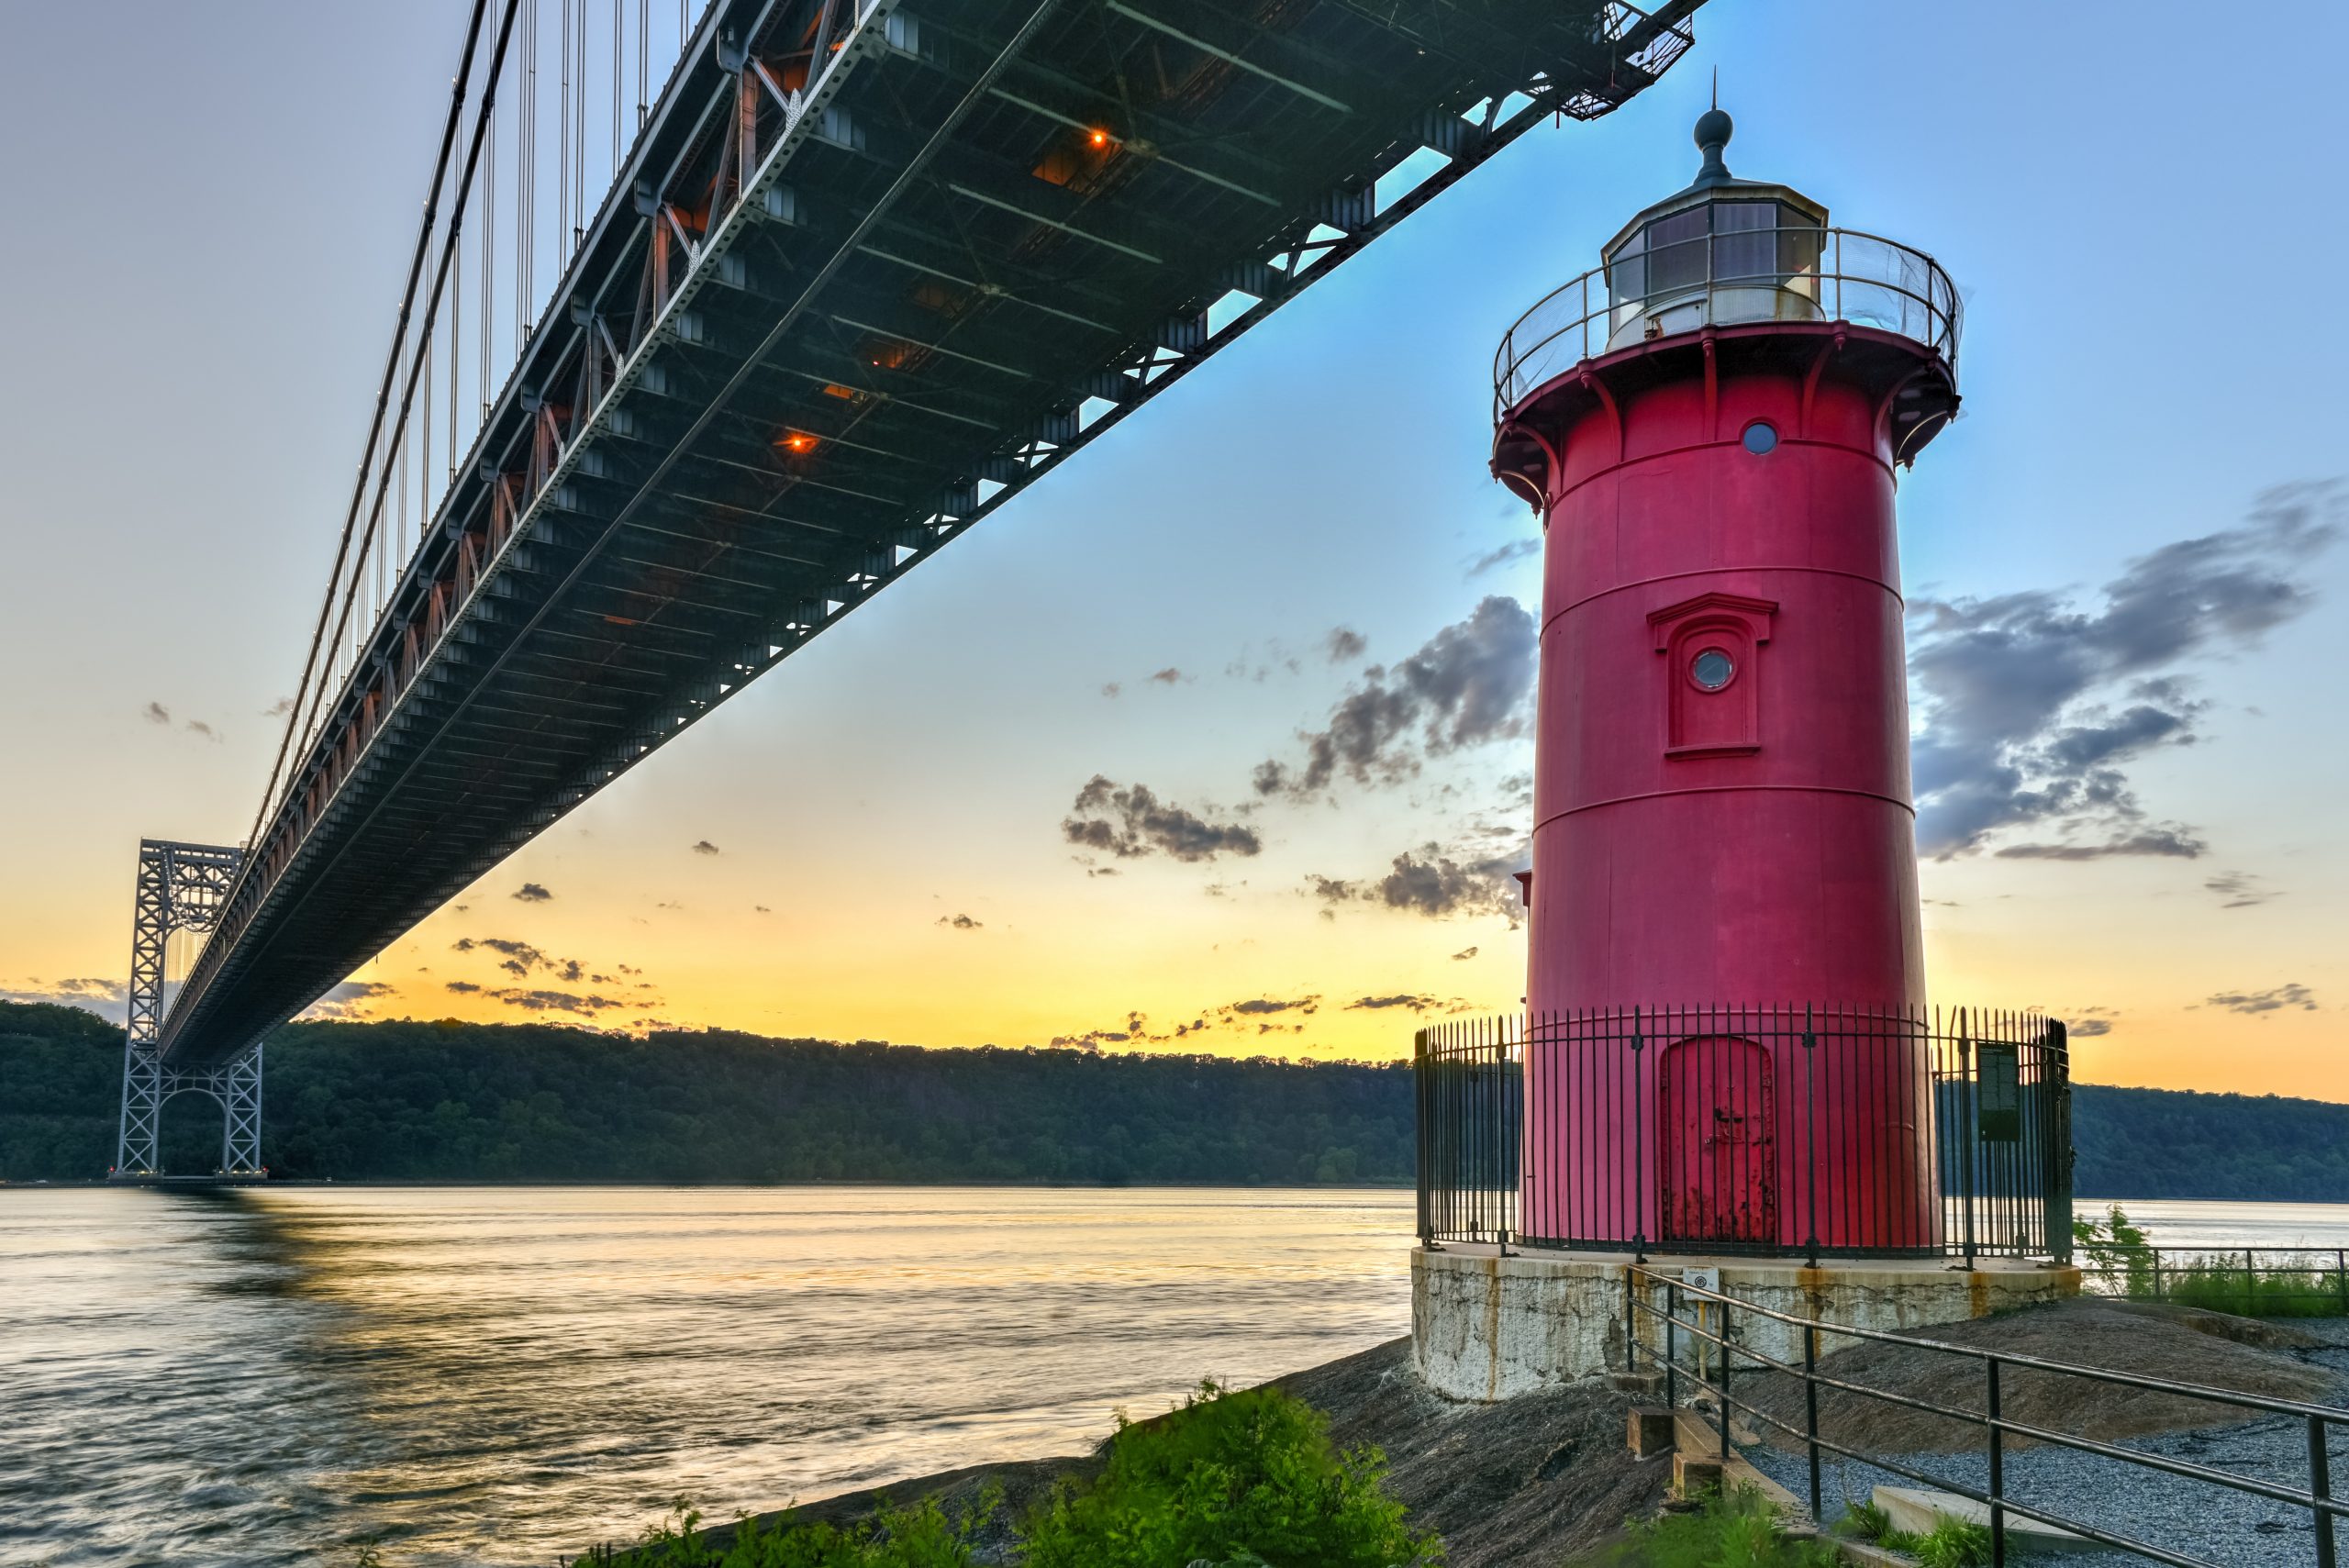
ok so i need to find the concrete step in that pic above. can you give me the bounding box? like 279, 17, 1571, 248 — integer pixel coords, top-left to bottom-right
1874, 1484, 2097, 1554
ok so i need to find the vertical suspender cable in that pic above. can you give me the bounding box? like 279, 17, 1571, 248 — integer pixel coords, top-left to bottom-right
558, 0, 571, 268
518, 0, 534, 351
638, 0, 647, 128
482, 87, 495, 420
449, 194, 462, 478
245, 0, 493, 850
313, 0, 525, 757
611, 0, 620, 169
574, 0, 584, 247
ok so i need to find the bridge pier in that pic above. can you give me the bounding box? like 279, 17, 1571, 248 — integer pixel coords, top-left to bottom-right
110, 840, 263, 1181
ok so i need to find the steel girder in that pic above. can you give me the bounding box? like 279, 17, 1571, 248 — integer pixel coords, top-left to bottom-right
159, 0, 1700, 1066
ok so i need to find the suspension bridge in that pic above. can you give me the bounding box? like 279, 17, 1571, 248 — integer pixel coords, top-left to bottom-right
115, 0, 1701, 1177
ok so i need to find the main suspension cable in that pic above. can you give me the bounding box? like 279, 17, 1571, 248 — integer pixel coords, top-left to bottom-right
247, 0, 494, 851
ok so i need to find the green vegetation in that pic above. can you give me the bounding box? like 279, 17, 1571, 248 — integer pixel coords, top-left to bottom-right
1834, 1500, 1990, 1568
11, 1002, 2349, 1199
1019, 1381, 1437, 1568
2160, 1259, 2348, 1318
573, 1384, 1437, 1568
2073, 1203, 2349, 1317
587, 1495, 991, 1567
1589, 1485, 1836, 1566
2070, 1202, 2156, 1295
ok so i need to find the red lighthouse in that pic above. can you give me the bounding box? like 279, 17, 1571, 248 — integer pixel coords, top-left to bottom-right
1492, 111, 1962, 1254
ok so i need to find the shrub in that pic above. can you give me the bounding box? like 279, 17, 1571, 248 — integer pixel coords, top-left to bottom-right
582, 1493, 991, 1568
1016, 1380, 1441, 1568
2164, 1259, 2348, 1318
1908, 1516, 1991, 1568
2071, 1203, 2154, 1296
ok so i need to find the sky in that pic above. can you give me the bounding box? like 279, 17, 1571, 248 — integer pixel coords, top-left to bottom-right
2, 2, 2345, 1096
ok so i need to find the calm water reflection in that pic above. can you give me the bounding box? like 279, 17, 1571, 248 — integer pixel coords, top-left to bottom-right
0, 1186, 1413, 1567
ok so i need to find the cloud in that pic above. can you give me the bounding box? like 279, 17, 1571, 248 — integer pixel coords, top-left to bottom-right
475, 938, 547, 977
1062, 775, 1262, 862
2068, 1018, 2114, 1037
298, 980, 395, 1021
512, 882, 553, 902
1254, 595, 1535, 797
2204, 983, 2317, 1017
185, 719, 221, 742
1994, 829, 2207, 862
2204, 872, 2277, 909
1324, 626, 1367, 662
1148, 667, 1186, 685
1101, 682, 1122, 698
1911, 482, 2343, 859
1469, 538, 1541, 576
691, 840, 719, 855
445, 980, 482, 994
754, 904, 773, 913
487, 988, 624, 1014
1227, 995, 1318, 1016
937, 913, 982, 930
1452, 946, 1479, 961
1347, 994, 1438, 1011
142, 702, 172, 725
263, 695, 295, 717
0, 977, 130, 1023
1314, 840, 1528, 925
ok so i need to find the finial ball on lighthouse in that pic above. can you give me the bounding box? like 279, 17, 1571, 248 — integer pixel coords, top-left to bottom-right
1692, 107, 1733, 183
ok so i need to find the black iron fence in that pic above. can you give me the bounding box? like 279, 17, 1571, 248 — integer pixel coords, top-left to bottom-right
1626, 1264, 2345, 1567
1415, 1006, 2073, 1263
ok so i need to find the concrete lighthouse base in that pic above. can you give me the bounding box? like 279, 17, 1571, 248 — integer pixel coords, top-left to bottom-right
1411, 1244, 2081, 1403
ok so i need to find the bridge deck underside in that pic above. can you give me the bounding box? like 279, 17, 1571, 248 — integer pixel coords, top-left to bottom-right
161, 0, 1696, 1066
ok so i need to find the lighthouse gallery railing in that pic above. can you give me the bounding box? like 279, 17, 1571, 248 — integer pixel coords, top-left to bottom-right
1415, 1005, 2073, 1264
1492, 226, 1963, 418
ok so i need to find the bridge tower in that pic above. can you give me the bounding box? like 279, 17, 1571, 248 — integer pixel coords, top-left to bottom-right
1490, 110, 1963, 1251
112, 840, 263, 1181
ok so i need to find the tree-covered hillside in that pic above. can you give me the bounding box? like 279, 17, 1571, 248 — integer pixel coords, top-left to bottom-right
0, 1002, 1410, 1184
2071, 1083, 2349, 1203
8, 1001, 2349, 1201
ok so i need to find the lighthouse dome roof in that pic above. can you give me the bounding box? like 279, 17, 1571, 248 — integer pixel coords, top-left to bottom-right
1601, 109, 1827, 262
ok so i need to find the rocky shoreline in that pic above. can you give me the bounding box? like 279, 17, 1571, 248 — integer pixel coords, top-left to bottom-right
588, 1300, 2349, 1567
588, 1338, 1666, 1567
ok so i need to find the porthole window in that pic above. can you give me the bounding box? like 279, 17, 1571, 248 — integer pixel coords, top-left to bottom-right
1742, 421, 1778, 455
1691, 648, 1735, 691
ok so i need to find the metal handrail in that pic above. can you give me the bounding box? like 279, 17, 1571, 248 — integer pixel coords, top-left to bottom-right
1492, 225, 1961, 420
1626, 1265, 2344, 1568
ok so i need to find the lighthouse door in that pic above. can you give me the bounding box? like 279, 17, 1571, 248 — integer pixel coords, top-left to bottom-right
1659, 1036, 1777, 1247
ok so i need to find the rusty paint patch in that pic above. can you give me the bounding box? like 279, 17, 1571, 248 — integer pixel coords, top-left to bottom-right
1968, 1270, 1992, 1318
1484, 1254, 1503, 1402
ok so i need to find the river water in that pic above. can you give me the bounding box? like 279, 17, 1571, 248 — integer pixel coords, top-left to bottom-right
9, 1188, 2349, 1568
0, 1185, 1414, 1567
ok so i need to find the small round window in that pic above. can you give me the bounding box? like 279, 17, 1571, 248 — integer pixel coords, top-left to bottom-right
1691, 648, 1735, 691
1742, 421, 1778, 455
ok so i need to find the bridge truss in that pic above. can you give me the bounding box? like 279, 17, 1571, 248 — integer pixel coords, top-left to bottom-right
116, 840, 258, 1177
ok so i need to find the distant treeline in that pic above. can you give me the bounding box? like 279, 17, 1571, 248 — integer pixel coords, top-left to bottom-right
0, 1003, 1409, 1184
6, 1000, 2349, 1200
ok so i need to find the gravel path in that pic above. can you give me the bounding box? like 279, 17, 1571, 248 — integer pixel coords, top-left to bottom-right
1739, 1320, 2349, 1567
